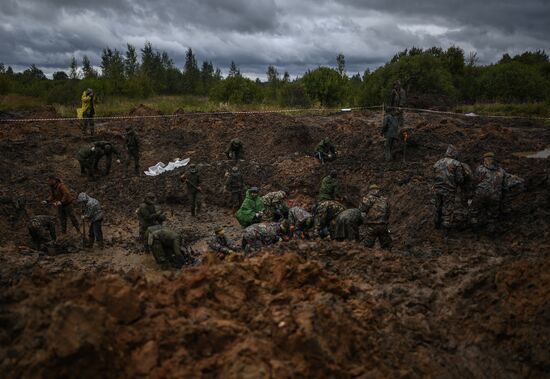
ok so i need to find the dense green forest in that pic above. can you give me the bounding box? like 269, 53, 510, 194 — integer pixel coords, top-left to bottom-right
1, 42, 549, 109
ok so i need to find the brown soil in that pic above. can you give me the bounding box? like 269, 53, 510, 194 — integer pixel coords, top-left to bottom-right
0, 107, 549, 378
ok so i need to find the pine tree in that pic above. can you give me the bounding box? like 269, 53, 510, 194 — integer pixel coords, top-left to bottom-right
336, 53, 346, 77
228, 61, 240, 77
82, 55, 97, 79
124, 44, 139, 78
69, 56, 79, 79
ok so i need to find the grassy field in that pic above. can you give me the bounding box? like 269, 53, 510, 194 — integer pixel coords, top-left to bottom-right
2, 94, 549, 125
456, 102, 550, 119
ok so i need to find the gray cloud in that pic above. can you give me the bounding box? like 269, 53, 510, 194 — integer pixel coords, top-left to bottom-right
0, 0, 548, 78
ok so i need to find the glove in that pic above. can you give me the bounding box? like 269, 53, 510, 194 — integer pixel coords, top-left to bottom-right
116, 159, 121, 164
41, 200, 48, 206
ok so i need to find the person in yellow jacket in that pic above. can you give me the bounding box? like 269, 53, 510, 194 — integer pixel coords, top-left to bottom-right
77, 88, 95, 135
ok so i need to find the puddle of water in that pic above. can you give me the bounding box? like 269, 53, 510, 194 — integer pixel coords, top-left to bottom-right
513, 148, 550, 159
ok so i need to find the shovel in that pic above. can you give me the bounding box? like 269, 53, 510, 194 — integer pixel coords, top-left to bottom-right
81, 220, 88, 249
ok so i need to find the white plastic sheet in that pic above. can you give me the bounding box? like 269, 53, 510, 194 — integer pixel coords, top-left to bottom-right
144, 158, 190, 176
465, 112, 477, 117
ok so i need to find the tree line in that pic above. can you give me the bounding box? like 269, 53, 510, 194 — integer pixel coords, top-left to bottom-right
0, 42, 549, 108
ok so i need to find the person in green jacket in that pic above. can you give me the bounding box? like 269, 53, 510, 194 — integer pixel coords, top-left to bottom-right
235, 187, 265, 227
318, 170, 341, 202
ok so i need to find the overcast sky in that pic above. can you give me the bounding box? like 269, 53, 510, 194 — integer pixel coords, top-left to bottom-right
1, 0, 549, 78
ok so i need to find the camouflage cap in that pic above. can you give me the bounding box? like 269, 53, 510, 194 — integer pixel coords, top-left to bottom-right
369, 184, 380, 190
232, 166, 239, 172
330, 170, 337, 178
483, 152, 495, 158
214, 226, 224, 233
145, 192, 155, 200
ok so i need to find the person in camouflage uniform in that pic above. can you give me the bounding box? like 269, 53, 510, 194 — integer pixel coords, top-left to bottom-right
137, 193, 166, 240
382, 110, 400, 162
180, 164, 202, 216
313, 200, 346, 238
315, 137, 337, 163
226, 138, 244, 161
207, 226, 240, 258
360, 184, 392, 250
124, 125, 140, 175
433, 145, 467, 231
77, 192, 104, 249
146, 225, 194, 268
333, 208, 363, 241
241, 221, 289, 253
93, 141, 122, 176
77, 146, 99, 179
470, 152, 521, 233
389, 80, 406, 127
47, 176, 80, 234
27, 215, 57, 250
287, 206, 314, 238
318, 170, 341, 202
262, 190, 288, 221
225, 166, 245, 211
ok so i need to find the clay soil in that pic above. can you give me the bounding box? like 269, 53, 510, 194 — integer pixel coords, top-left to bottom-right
0, 106, 549, 378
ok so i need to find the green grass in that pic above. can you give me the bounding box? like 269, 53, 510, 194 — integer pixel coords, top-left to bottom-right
0, 94, 47, 109
456, 102, 550, 119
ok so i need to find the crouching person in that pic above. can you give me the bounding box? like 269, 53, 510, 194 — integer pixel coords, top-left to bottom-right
77, 192, 104, 249
207, 226, 240, 259
27, 215, 57, 251
242, 221, 289, 254
288, 206, 314, 239
146, 225, 195, 269
333, 208, 363, 241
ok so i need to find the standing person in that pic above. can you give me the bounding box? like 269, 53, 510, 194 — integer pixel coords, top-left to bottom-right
433, 145, 467, 233
225, 166, 245, 211
389, 80, 406, 127
27, 215, 57, 251
93, 141, 122, 176
225, 138, 244, 161
180, 164, 202, 216
360, 184, 392, 250
381, 109, 400, 162
77, 192, 104, 249
235, 187, 265, 227
470, 152, 520, 234
78, 88, 95, 135
46, 176, 80, 234
124, 125, 140, 176
318, 170, 341, 202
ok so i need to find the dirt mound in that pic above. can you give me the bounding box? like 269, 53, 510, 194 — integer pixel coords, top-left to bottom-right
0, 108, 549, 377
1, 250, 548, 378
129, 104, 163, 117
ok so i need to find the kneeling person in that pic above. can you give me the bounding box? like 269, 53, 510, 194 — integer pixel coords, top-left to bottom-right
288, 206, 314, 238
146, 225, 194, 268
27, 215, 57, 251
242, 221, 289, 253
207, 226, 240, 258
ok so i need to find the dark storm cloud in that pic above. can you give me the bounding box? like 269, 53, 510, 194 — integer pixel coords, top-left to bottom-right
0, 0, 548, 78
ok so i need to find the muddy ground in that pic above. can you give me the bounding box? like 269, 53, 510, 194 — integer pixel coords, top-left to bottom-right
0, 106, 549, 378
